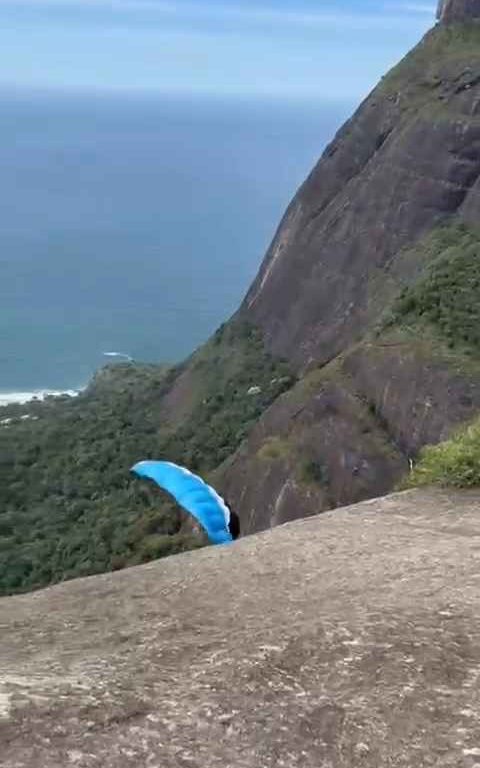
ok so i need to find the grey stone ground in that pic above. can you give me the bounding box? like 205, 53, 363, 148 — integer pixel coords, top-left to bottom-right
2, 488, 480, 767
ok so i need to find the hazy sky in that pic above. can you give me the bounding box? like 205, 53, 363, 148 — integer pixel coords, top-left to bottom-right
2, 0, 436, 101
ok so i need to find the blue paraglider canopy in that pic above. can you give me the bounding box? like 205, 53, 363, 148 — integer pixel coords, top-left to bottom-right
131, 460, 239, 545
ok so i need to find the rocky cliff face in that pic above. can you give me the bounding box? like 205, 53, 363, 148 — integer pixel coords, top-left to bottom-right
215, 20, 480, 532
240, 24, 480, 370
437, 0, 480, 23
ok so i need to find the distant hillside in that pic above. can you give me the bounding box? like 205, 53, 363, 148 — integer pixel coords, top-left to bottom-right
0, 323, 293, 594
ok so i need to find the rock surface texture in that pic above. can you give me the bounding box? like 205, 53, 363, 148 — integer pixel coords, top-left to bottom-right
2, 488, 480, 767
438, 0, 480, 23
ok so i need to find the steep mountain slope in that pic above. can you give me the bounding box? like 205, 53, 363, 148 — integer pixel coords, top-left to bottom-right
438, 0, 480, 23
216, 17, 480, 532
165, 11, 480, 535
242, 22, 480, 367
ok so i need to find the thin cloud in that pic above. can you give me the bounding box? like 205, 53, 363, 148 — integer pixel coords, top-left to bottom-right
399, 2, 436, 13
4, 0, 436, 28
0, 0, 435, 99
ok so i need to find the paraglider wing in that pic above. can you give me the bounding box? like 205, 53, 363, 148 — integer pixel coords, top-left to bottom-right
131, 460, 234, 544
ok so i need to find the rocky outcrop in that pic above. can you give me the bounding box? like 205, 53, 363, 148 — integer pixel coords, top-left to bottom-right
220, 330, 480, 535
437, 0, 480, 22
2, 488, 480, 767
219, 369, 408, 535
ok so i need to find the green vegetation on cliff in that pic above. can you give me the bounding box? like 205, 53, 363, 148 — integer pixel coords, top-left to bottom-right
382, 223, 480, 357
379, 223, 480, 491
0, 321, 293, 595
404, 417, 480, 489
380, 21, 480, 107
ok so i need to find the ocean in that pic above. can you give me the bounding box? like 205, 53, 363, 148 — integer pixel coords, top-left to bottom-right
0, 89, 349, 398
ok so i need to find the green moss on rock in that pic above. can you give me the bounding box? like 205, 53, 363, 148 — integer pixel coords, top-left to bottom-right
403, 416, 480, 488
382, 222, 480, 356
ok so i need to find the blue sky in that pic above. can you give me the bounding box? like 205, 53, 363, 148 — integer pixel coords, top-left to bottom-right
2, 0, 436, 101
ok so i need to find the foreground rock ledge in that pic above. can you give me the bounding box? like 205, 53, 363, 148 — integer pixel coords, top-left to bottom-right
2, 489, 480, 767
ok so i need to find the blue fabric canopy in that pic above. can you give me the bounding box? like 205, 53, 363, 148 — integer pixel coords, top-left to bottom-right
131, 460, 234, 545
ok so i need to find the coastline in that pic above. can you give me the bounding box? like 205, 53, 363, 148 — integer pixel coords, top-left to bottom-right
0, 389, 80, 407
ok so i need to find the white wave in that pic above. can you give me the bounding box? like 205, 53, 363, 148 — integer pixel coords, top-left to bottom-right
103, 351, 133, 361
1, 414, 39, 426
0, 389, 80, 407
